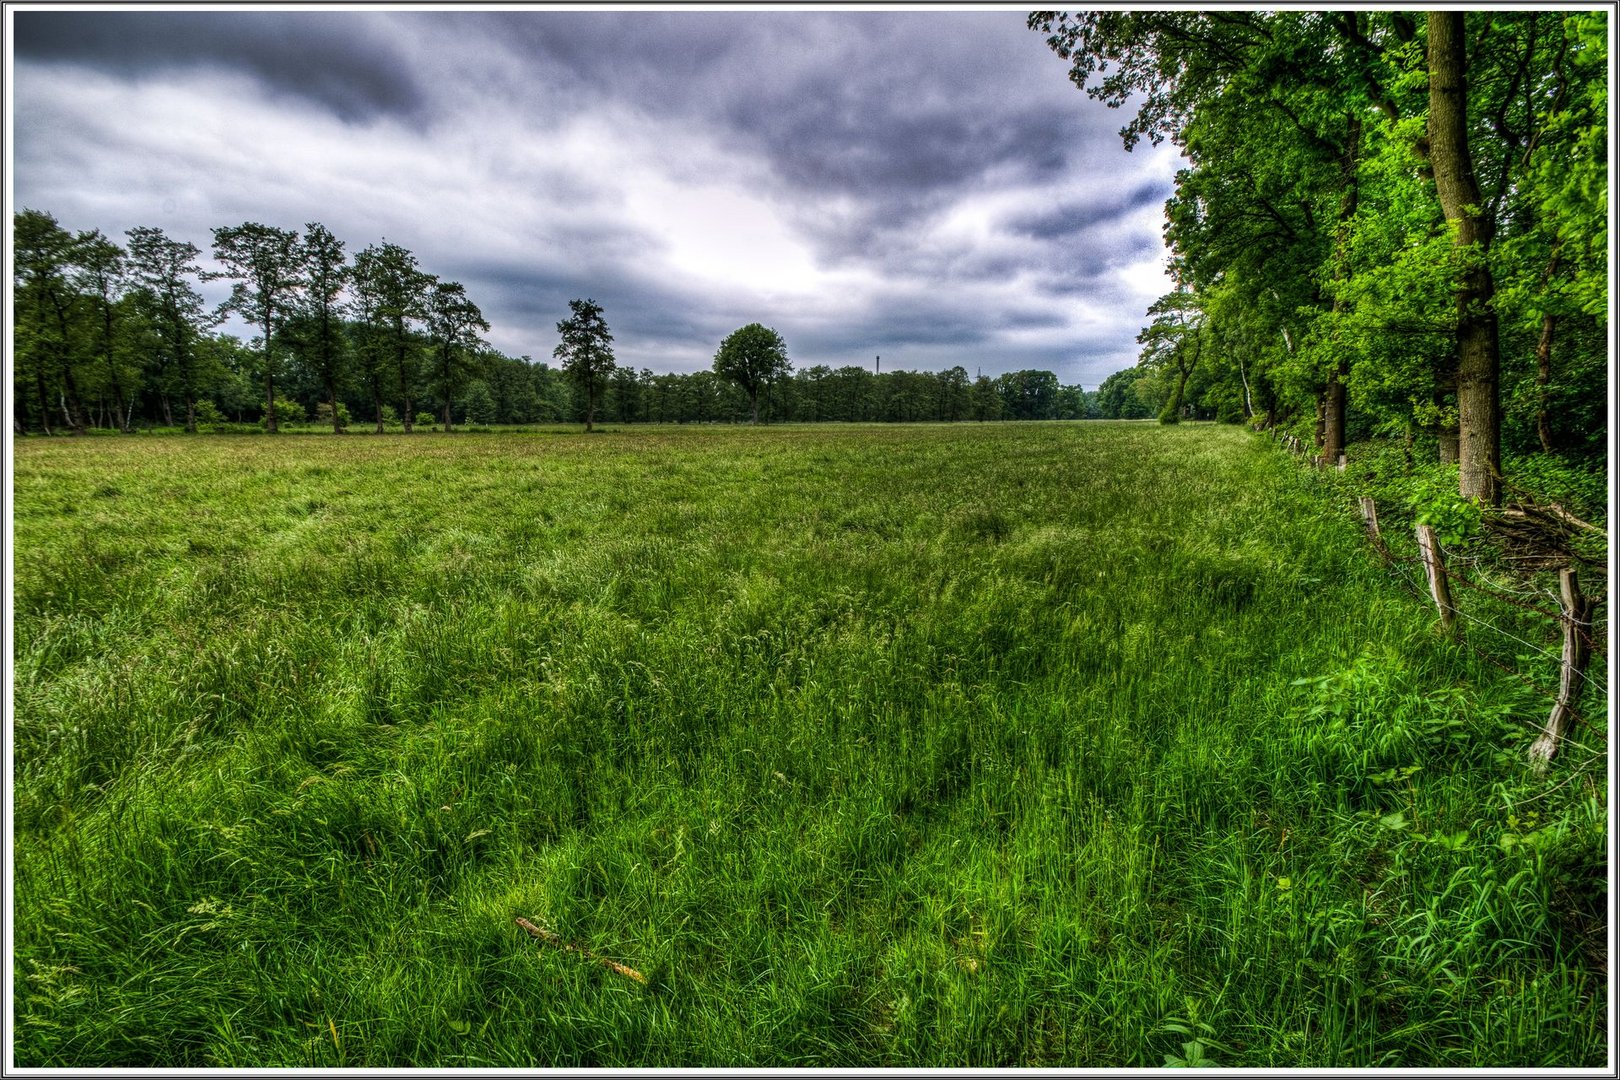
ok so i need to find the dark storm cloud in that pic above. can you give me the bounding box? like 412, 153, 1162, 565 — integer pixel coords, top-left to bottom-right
1007, 180, 1172, 242
13, 11, 425, 123
450, 11, 1116, 253
10, 8, 1179, 384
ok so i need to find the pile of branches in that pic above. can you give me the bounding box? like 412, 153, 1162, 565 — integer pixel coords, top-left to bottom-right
1486, 489, 1608, 584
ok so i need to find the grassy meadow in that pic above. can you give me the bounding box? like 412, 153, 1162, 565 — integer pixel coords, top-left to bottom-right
10, 422, 1608, 1067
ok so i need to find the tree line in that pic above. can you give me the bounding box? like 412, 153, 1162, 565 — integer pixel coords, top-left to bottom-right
1033, 10, 1608, 503
13, 210, 1123, 435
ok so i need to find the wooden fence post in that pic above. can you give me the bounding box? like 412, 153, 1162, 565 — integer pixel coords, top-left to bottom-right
1415, 524, 1457, 635
1359, 496, 1381, 546
1528, 568, 1595, 770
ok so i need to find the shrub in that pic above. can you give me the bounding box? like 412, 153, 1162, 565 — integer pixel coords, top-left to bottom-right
415, 412, 437, 430
262, 399, 307, 428
192, 401, 225, 426
314, 401, 351, 429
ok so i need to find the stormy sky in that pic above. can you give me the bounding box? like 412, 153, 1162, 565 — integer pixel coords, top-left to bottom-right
11, 8, 1181, 386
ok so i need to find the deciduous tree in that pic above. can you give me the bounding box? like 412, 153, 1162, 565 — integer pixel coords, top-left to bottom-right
424, 280, 489, 432
554, 298, 616, 433
210, 223, 303, 433
127, 225, 214, 432
352, 242, 431, 433
712, 323, 791, 425
291, 222, 351, 433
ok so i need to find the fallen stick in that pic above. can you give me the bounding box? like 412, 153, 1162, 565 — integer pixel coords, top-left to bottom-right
516, 917, 648, 985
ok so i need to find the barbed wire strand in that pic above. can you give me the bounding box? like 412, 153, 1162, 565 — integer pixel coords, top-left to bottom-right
1327, 479, 1610, 739
1375, 531, 1602, 719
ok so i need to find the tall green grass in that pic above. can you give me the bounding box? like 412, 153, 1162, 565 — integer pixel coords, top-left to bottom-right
11, 422, 1606, 1066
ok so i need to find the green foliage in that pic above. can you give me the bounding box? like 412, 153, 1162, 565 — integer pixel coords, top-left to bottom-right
192, 400, 226, 426
712, 323, 791, 424
1035, 9, 1606, 498
262, 399, 308, 428
1403, 466, 1482, 547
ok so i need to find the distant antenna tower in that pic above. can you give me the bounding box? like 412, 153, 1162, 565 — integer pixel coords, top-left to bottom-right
875, 355, 881, 375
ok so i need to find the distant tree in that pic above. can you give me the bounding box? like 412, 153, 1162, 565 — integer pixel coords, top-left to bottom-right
938, 365, 972, 421
1054, 383, 1087, 420
607, 365, 643, 423
424, 280, 489, 432
712, 323, 791, 425
209, 223, 303, 433
1093, 368, 1143, 419
830, 365, 878, 421
483, 352, 543, 424
208, 333, 260, 422
13, 209, 87, 434
293, 222, 350, 433
995, 369, 1060, 420
883, 368, 936, 422
554, 298, 616, 432
1137, 291, 1205, 424
72, 229, 136, 432
127, 225, 214, 432
463, 379, 498, 425
970, 374, 1003, 421
352, 242, 432, 433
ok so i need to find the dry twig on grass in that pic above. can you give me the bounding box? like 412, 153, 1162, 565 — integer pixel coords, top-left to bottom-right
515, 917, 648, 985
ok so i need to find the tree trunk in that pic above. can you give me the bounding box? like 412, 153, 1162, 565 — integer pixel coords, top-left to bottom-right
1323, 112, 1361, 465
111, 379, 130, 433
396, 324, 413, 433
35, 368, 54, 435
263, 315, 279, 434
1428, 10, 1501, 506
102, 306, 130, 433
1169, 363, 1192, 421
1434, 359, 1460, 464
1321, 376, 1347, 463
1237, 350, 1254, 420
1534, 240, 1562, 453
1535, 313, 1556, 452
328, 377, 343, 435
62, 366, 88, 435
184, 395, 197, 434
750, 388, 760, 425
1438, 429, 1460, 465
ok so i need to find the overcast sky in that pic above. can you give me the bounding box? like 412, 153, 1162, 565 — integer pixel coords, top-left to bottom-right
10, 7, 1181, 387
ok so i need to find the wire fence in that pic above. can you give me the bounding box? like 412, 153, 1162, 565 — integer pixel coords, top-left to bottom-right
1277, 437, 1609, 766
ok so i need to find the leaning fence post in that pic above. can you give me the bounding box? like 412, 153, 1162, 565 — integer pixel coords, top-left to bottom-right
1528, 567, 1595, 771
1415, 524, 1457, 635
